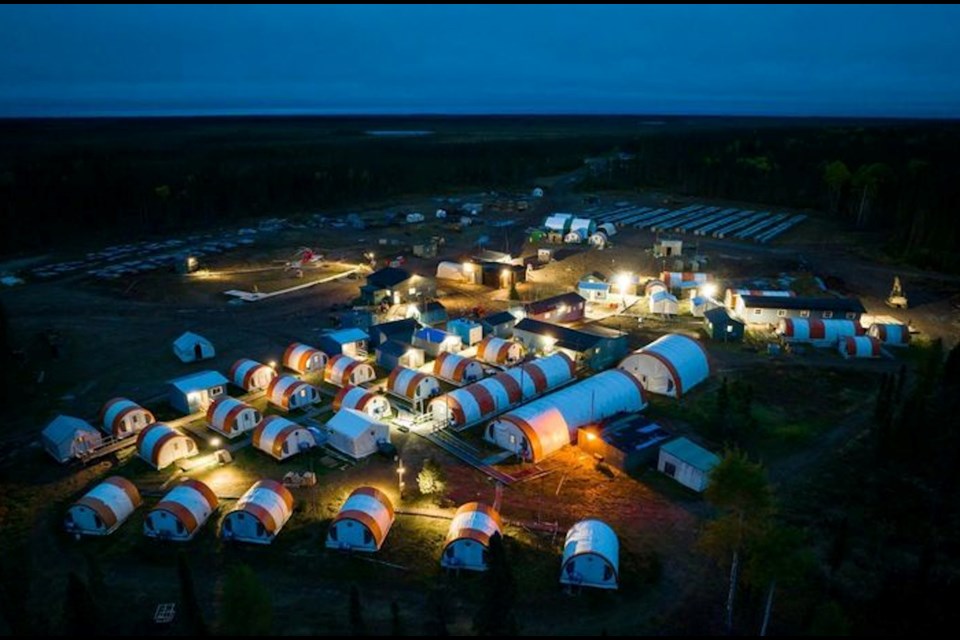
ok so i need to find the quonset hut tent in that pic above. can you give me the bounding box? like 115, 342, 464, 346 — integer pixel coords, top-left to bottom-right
868, 323, 911, 346
283, 342, 328, 374
324, 355, 376, 387
325, 408, 390, 459
42, 415, 103, 463
206, 396, 262, 438
433, 351, 485, 384
839, 336, 882, 359
229, 359, 276, 392
252, 416, 316, 461
475, 336, 523, 365
333, 385, 392, 419
136, 423, 197, 470
776, 318, 863, 346
220, 479, 294, 545
485, 369, 647, 462
99, 398, 155, 439
386, 367, 441, 410
429, 352, 575, 428
560, 519, 619, 590
144, 479, 218, 541
618, 334, 710, 398
65, 477, 141, 537
172, 331, 215, 363
266, 375, 319, 410
441, 502, 502, 572
326, 486, 395, 552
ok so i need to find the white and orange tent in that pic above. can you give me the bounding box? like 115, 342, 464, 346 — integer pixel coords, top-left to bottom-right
441, 502, 502, 571
386, 367, 440, 409
333, 385, 392, 419
229, 358, 277, 392
220, 479, 294, 545
326, 486, 395, 552
429, 352, 576, 428
839, 336, 882, 359
252, 416, 316, 461
485, 369, 647, 462
136, 423, 197, 470
618, 334, 710, 398
99, 397, 155, 439
144, 479, 218, 541
206, 396, 262, 438
324, 355, 376, 387
65, 476, 142, 537
868, 323, 910, 346
433, 351, 485, 384
475, 336, 523, 366
776, 318, 863, 346
266, 375, 319, 410
283, 342, 328, 374
560, 519, 619, 590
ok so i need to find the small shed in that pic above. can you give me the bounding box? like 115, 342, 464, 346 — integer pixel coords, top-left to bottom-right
266, 375, 320, 410
654, 238, 683, 258
252, 416, 316, 461
560, 519, 620, 590
318, 328, 369, 358
480, 310, 519, 338
441, 503, 503, 572
447, 318, 483, 347
324, 408, 391, 459
228, 359, 277, 392
99, 398, 155, 439
578, 280, 611, 301
206, 397, 262, 438
578, 415, 670, 473
375, 340, 424, 371
703, 307, 745, 342
167, 370, 228, 414
327, 486, 395, 552
412, 301, 448, 326
137, 423, 197, 470
325, 355, 376, 387
332, 385, 392, 419
413, 327, 462, 357
658, 437, 720, 492
283, 342, 328, 374
220, 480, 294, 545
144, 479, 218, 541
42, 416, 103, 463
65, 477, 142, 537
172, 331, 215, 363
649, 290, 679, 315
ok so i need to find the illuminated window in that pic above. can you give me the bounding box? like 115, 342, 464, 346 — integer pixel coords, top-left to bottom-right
210, 386, 224, 396
409, 287, 416, 296
777, 310, 787, 317
823, 311, 834, 319
753, 308, 761, 315
800, 310, 810, 318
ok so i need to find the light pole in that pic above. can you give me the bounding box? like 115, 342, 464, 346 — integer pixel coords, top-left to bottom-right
397, 458, 406, 500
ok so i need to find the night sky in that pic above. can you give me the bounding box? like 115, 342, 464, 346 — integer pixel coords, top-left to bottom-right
1, 4, 958, 118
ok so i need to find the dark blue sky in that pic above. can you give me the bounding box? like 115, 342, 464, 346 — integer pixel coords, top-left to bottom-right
1, 4, 958, 118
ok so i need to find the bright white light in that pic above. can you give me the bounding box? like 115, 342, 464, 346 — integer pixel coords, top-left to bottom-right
210, 437, 222, 447
701, 282, 718, 298
616, 272, 631, 293
268, 360, 277, 369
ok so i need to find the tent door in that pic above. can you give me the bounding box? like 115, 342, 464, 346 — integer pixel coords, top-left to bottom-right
194, 343, 203, 360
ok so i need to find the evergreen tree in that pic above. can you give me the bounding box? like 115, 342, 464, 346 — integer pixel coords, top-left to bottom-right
350, 585, 366, 636
62, 572, 99, 636
474, 533, 517, 636
178, 552, 208, 636
219, 564, 272, 636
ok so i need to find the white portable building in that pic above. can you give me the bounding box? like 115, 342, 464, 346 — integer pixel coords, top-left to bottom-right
325, 408, 390, 460
172, 331, 215, 363
42, 416, 103, 463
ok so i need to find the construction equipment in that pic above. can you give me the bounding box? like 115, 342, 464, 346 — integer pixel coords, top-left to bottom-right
886, 276, 909, 309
